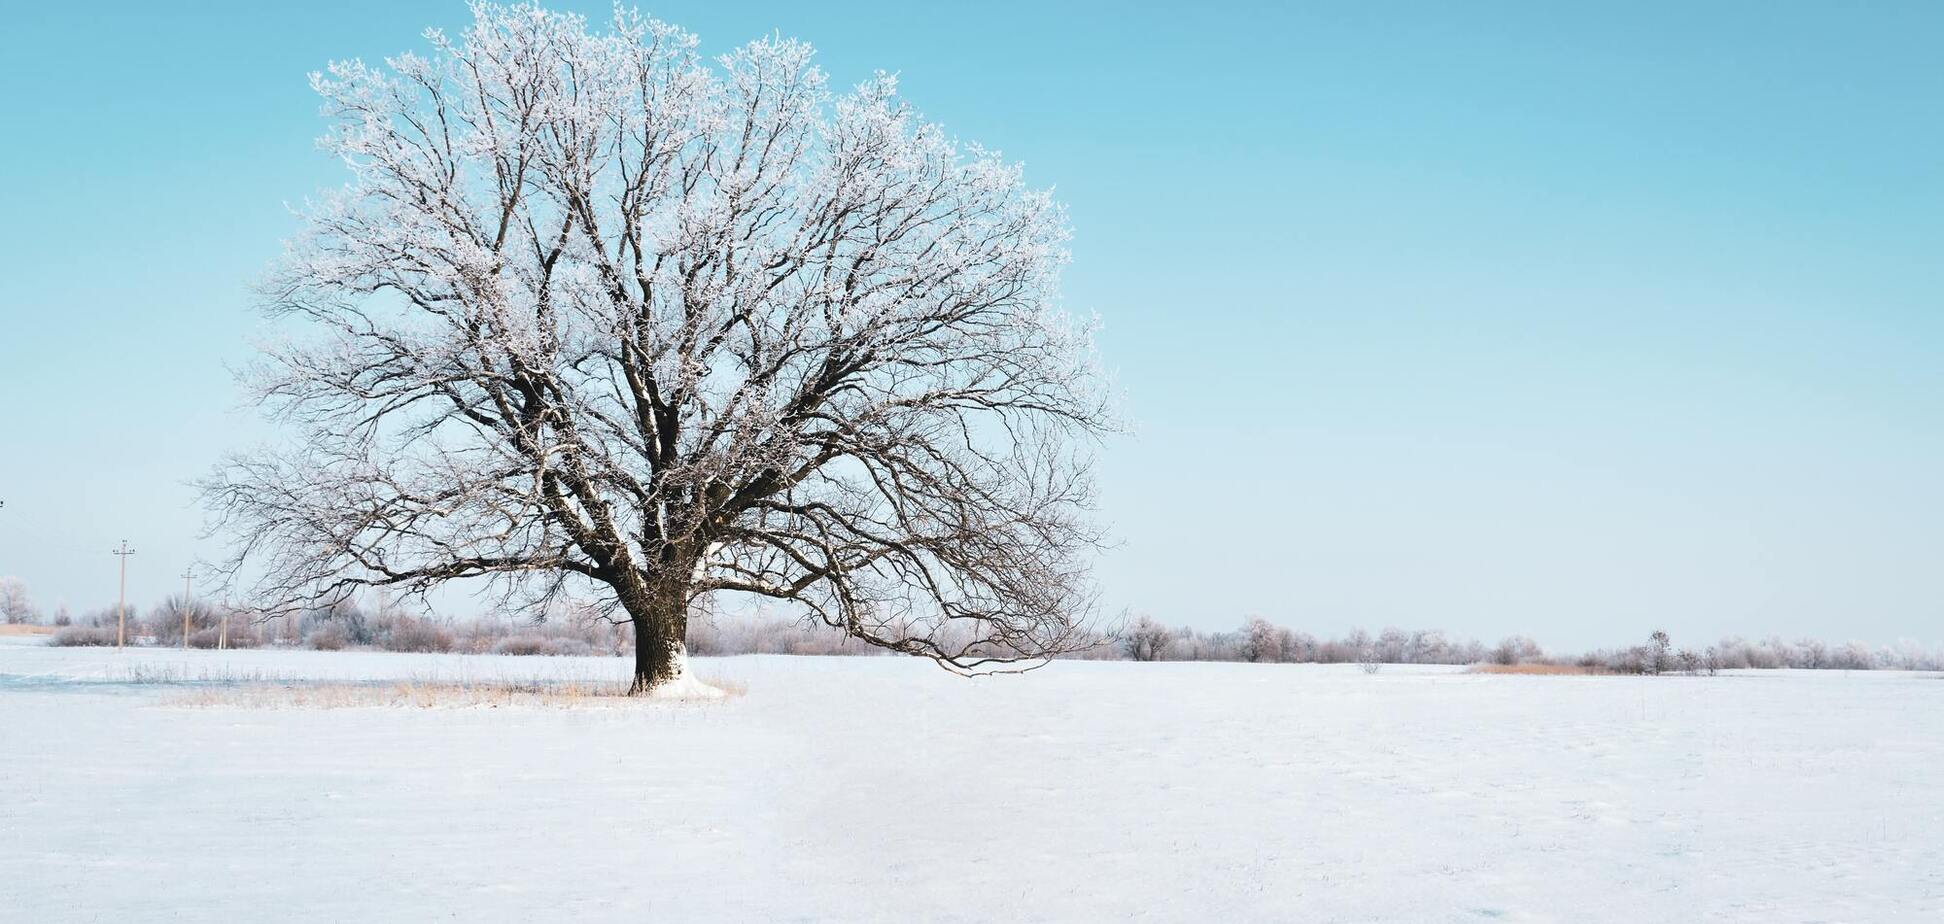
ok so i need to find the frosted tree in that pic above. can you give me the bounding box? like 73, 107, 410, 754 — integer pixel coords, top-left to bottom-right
1120, 614, 1172, 662
0, 577, 37, 625
202, 3, 1111, 692
1242, 616, 1283, 663
1645, 630, 1673, 675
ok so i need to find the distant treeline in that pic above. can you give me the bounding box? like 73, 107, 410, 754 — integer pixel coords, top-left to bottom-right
14, 586, 1944, 672
30, 595, 883, 658
1113, 615, 1944, 673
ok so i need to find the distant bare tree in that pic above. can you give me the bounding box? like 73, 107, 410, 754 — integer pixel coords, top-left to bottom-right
1492, 635, 1542, 666
1646, 630, 1673, 675
1832, 641, 1876, 670
1276, 627, 1313, 663
147, 594, 217, 646
1374, 627, 1409, 663
1674, 648, 1710, 675
1407, 629, 1448, 663
1334, 627, 1372, 665
1120, 614, 1172, 662
1242, 617, 1283, 663
202, 3, 1111, 692
0, 577, 36, 624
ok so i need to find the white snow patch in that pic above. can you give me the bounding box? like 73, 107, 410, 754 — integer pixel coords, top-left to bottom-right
641, 643, 728, 701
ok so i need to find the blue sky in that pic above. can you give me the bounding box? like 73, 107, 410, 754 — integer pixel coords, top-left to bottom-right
1, 1, 1939, 649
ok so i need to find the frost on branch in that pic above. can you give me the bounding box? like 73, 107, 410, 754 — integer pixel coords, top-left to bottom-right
202, 2, 1113, 692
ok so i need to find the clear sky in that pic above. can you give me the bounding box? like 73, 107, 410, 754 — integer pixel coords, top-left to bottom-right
1, 1, 1939, 650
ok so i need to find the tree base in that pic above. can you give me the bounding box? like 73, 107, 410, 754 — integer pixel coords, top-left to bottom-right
628, 643, 728, 699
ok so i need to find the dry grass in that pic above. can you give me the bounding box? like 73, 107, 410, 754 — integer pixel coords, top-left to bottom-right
120, 664, 282, 685
0, 624, 55, 636
167, 677, 747, 709
1468, 663, 1612, 676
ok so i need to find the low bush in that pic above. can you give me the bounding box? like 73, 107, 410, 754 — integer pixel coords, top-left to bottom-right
492, 635, 597, 657
381, 617, 456, 653
187, 622, 261, 649
50, 626, 120, 647
307, 623, 349, 651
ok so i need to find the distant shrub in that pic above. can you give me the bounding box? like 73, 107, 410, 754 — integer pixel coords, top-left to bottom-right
307, 623, 349, 651
298, 600, 373, 647
381, 616, 455, 653
492, 635, 596, 657
50, 626, 119, 647
493, 634, 549, 656
1493, 636, 1542, 666
188, 622, 260, 649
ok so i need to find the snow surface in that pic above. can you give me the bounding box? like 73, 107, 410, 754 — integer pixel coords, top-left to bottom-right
3, 642, 1941, 922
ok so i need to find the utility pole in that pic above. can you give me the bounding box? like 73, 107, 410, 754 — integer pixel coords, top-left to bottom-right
181, 568, 194, 651
113, 541, 135, 650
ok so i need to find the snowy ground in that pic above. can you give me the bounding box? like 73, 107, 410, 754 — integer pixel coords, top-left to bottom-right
3, 640, 1941, 922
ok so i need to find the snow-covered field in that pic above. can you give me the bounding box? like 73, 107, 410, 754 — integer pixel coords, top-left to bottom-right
3, 640, 1940, 922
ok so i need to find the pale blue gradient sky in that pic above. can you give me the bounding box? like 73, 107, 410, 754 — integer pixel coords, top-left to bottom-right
1, 1, 1939, 649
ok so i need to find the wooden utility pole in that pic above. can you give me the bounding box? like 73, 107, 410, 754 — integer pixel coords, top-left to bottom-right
113, 541, 135, 650
181, 568, 194, 650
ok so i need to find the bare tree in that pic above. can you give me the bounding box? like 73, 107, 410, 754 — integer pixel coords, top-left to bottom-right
1674, 648, 1702, 675
1120, 614, 1172, 662
1645, 630, 1673, 675
0, 577, 37, 625
1242, 616, 1283, 664
1374, 626, 1408, 663
147, 594, 217, 646
202, 3, 1111, 692
1492, 635, 1541, 666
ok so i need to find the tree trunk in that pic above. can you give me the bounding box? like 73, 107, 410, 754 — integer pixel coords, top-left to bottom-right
626, 577, 691, 694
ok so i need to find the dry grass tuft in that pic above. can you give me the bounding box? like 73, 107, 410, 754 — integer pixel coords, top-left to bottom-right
0, 624, 55, 636
1468, 663, 1612, 676
167, 676, 746, 709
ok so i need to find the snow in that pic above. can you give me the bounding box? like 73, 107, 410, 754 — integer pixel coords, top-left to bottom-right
642, 642, 729, 701
3, 644, 1941, 922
